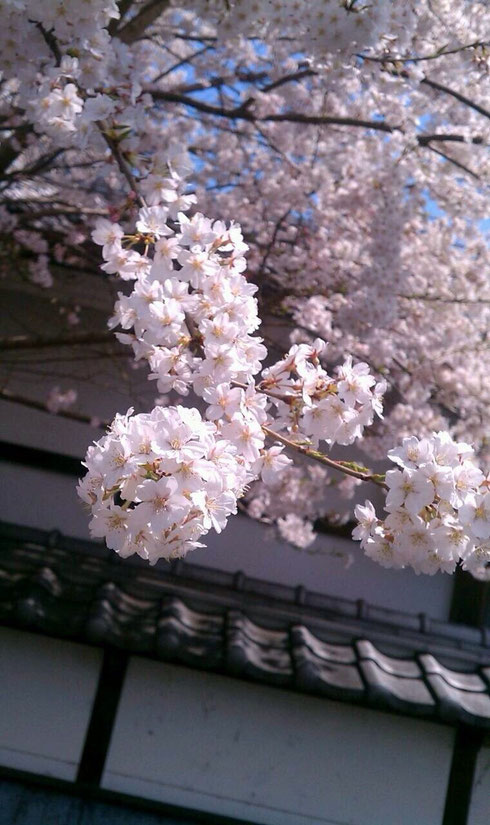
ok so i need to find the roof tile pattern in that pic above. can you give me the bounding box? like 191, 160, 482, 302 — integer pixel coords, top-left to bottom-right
1, 521, 490, 728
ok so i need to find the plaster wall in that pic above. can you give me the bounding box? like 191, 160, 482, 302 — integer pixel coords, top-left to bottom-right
104, 657, 454, 825
468, 741, 490, 825
0, 627, 102, 780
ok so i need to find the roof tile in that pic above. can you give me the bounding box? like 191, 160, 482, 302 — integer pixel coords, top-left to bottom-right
1, 523, 490, 728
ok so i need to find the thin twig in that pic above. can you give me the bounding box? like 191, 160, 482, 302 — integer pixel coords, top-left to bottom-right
425, 143, 479, 180
421, 76, 490, 121
0, 388, 107, 428
116, 0, 171, 43
262, 425, 387, 489
149, 89, 397, 132
0, 331, 115, 352
97, 127, 147, 207
359, 41, 487, 66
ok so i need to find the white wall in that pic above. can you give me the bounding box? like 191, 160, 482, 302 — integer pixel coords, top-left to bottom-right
104, 658, 454, 825
0, 628, 101, 780
468, 741, 490, 825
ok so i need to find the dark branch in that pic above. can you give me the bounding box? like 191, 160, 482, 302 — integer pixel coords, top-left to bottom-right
0, 331, 116, 352
149, 89, 397, 132
108, 0, 134, 36
425, 144, 480, 179
0, 388, 107, 427
263, 112, 394, 130
149, 88, 489, 153
360, 40, 488, 65
34, 22, 62, 66
421, 76, 490, 121
261, 67, 316, 93
116, 0, 170, 43
98, 128, 147, 207
417, 133, 484, 146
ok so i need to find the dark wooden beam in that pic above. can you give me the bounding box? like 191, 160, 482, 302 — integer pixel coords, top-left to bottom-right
76, 648, 129, 786
442, 725, 484, 825
449, 566, 490, 629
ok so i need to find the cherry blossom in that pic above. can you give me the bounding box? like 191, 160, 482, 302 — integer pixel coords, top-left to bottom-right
1, 1, 489, 580
79, 405, 250, 563
354, 433, 490, 579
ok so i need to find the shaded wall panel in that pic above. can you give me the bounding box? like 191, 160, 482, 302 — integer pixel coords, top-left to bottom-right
104, 658, 454, 825
0, 629, 101, 780
468, 743, 490, 825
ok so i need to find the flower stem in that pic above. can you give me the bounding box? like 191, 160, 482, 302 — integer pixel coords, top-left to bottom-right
262, 424, 387, 488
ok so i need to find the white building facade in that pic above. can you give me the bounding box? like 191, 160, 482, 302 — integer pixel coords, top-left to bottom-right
1, 390, 489, 825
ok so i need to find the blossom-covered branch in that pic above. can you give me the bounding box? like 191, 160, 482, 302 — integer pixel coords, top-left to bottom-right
1, 0, 489, 579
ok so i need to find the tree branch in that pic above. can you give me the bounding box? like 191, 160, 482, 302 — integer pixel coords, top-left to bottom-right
0, 388, 107, 428
33, 21, 62, 66
417, 133, 484, 146
150, 88, 490, 155
261, 67, 316, 93
152, 45, 212, 84
425, 143, 480, 179
421, 76, 490, 121
360, 41, 488, 65
149, 89, 396, 132
1, 149, 64, 185
116, 0, 171, 43
108, 0, 134, 36
262, 425, 387, 489
97, 127, 147, 207
0, 331, 116, 352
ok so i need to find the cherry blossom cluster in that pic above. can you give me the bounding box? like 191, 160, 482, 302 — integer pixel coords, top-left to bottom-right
247, 462, 332, 550
190, 0, 413, 57
93, 152, 266, 400
85, 150, 387, 560
260, 344, 386, 448
0, 0, 119, 84
2, 1, 490, 578
0, 0, 136, 151
46, 386, 77, 414
78, 405, 251, 563
354, 433, 490, 579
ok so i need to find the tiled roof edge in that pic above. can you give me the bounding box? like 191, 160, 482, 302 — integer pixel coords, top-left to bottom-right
0, 520, 488, 655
